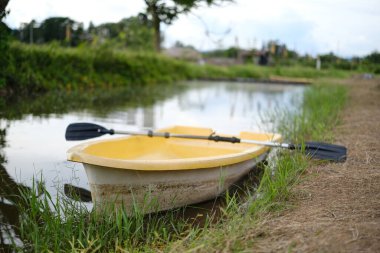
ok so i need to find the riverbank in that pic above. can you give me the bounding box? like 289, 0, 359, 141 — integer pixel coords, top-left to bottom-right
6, 78, 350, 252
249, 77, 380, 252
2, 42, 352, 95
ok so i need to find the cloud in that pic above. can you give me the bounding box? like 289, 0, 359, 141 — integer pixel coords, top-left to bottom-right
5, 0, 145, 27
164, 3, 318, 54
4, 0, 380, 56
239, 11, 317, 54
305, 1, 380, 56
164, 0, 380, 56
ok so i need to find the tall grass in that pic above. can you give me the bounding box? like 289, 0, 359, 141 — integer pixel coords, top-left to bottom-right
275, 83, 348, 142
14, 180, 201, 252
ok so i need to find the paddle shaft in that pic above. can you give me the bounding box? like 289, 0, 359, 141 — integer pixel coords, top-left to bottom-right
65, 123, 347, 162
114, 130, 291, 148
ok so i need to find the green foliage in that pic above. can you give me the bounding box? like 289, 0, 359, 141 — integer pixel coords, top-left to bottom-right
203, 47, 240, 59
41, 17, 71, 42
90, 16, 155, 51
41, 17, 83, 45
0, 23, 8, 88
362, 51, 380, 74
18, 17, 84, 46
16, 15, 155, 50
314, 52, 380, 73
0, 9, 10, 89
0, 0, 10, 19
364, 51, 380, 64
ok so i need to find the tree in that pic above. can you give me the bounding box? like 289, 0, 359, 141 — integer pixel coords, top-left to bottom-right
37, 17, 85, 46
365, 51, 380, 65
0, 0, 10, 19
143, 0, 231, 52
41, 17, 73, 42
89, 15, 154, 50
363, 51, 380, 74
0, 0, 10, 88
122, 15, 155, 50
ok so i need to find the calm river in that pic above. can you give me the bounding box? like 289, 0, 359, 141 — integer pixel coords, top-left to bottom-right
0, 80, 304, 247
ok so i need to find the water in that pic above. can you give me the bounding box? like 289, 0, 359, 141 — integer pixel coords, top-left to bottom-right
0, 80, 304, 247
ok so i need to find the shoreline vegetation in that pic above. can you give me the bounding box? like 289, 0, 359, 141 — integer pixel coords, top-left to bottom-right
1, 42, 355, 96
6, 80, 348, 252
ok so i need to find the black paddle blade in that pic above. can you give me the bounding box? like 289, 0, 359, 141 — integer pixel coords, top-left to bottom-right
65, 123, 113, 141
64, 184, 92, 202
300, 142, 347, 162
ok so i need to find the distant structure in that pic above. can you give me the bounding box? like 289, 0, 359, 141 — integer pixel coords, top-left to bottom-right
164, 46, 202, 63
256, 40, 288, 66
316, 56, 321, 70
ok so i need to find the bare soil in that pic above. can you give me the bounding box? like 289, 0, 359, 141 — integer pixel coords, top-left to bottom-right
250, 78, 380, 252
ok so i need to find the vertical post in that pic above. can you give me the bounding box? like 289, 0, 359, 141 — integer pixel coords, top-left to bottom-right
152, 3, 161, 52
65, 23, 71, 43
29, 23, 33, 44
316, 56, 321, 70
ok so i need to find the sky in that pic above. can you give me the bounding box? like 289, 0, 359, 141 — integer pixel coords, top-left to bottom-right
4, 0, 380, 57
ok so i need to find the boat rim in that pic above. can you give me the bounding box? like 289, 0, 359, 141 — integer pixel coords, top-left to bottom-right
67, 136, 280, 171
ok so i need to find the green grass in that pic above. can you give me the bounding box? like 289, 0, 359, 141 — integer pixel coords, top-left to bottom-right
13, 180, 203, 252
4, 42, 191, 93
3, 42, 355, 96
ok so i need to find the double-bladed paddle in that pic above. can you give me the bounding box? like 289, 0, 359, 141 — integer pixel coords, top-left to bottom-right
65, 123, 347, 162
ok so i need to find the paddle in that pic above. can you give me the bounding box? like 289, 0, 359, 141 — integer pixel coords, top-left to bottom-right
64, 184, 92, 202
65, 123, 347, 162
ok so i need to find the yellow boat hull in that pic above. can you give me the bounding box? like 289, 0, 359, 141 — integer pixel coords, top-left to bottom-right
67, 126, 281, 214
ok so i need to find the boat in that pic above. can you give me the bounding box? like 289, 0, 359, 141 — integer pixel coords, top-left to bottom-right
67, 125, 281, 214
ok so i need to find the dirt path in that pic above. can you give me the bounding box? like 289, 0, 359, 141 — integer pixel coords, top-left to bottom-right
251, 78, 380, 252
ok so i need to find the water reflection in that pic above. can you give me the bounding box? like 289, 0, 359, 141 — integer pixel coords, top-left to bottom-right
1, 81, 304, 189
0, 128, 30, 251
0, 83, 186, 120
